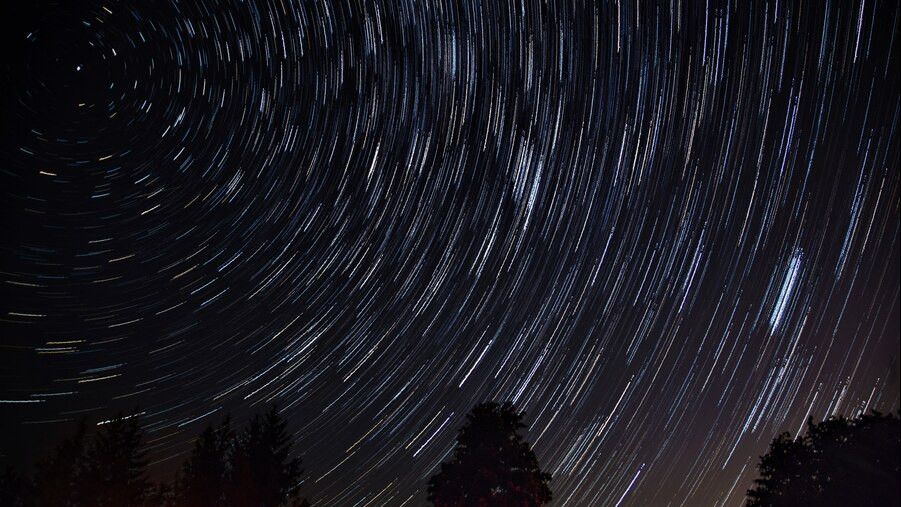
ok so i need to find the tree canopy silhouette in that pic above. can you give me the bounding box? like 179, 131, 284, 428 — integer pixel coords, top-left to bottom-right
427, 401, 552, 507
747, 410, 900, 506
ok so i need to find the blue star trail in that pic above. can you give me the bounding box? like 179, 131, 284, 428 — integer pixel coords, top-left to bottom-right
1, 0, 898, 505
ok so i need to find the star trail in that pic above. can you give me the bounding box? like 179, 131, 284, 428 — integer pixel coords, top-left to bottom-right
1, 0, 899, 505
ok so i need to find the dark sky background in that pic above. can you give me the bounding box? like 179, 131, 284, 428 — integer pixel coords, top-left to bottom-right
1, 0, 899, 505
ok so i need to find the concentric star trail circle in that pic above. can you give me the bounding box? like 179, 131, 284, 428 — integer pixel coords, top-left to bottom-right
1, 1, 898, 505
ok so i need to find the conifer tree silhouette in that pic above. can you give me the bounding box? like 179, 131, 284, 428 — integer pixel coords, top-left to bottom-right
428, 402, 552, 506
175, 416, 233, 507
226, 406, 304, 507
16, 406, 308, 506
31, 420, 88, 507
77, 413, 151, 506
0, 466, 26, 507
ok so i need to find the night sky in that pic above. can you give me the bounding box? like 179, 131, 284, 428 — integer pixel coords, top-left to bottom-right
1, 0, 899, 505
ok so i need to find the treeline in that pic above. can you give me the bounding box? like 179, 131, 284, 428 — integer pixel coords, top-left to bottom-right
0, 402, 552, 507
1, 403, 898, 506
0, 406, 306, 507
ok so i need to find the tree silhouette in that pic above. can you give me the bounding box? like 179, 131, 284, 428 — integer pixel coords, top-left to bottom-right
175, 416, 233, 507
146, 482, 175, 507
77, 413, 151, 506
30, 420, 87, 506
0, 466, 25, 507
428, 402, 552, 507
747, 410, 900, 506
13, 406, 307, 506
226, 406, 304, 507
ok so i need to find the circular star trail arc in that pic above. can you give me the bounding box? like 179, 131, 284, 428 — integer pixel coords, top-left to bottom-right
1, 0, 899, 505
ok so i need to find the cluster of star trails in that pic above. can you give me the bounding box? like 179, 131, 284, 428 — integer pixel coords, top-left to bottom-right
1, 0, 898, 505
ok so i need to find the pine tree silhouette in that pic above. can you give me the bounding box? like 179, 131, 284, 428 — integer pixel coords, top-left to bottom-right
0, 466, 25, 507
77, 413, 151, 506
226, 406, 304, 507
428, 402, 552, 506
747, 410, 900, 506
19, 406, 308, 506
146, 482, 175, 507
175, 416, 233, 507
31, 420, 88, 507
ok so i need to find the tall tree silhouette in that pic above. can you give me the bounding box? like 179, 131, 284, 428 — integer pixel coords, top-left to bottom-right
428, 402, 552, 507
146, 482, 175, 507
747, 410, 900, 506
175, 416, 233, 507
0, 466, 25, 507
227, 406, 304, 507
30, 420, 87, 506
77, 413, 151, 506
